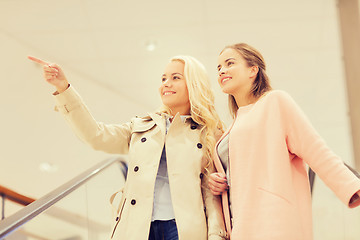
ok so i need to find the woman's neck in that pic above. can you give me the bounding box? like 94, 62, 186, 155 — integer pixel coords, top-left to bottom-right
233, 91, 256, 108
168, 107, 190, 117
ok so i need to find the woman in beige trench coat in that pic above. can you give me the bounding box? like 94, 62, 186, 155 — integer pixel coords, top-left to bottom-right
29, 55, 228, 240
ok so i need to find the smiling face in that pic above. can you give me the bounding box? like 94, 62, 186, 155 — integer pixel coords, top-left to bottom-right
217, 48, 258, 98
159, 60, 190, 115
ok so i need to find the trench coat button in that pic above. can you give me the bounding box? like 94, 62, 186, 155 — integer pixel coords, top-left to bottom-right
199, 173, 204, 179
115, 216, 119, 221
134, 166, 139, 172
141, 137, 147, 142
191, 125, 197, 130
131, 199, 136, 205
197, 143, 202, 149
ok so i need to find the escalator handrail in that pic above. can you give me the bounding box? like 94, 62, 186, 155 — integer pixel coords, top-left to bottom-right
0, 156, 127, 239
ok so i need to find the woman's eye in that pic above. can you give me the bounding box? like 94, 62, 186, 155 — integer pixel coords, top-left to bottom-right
227, 61, 234, 66
161, 78, 167, 82
173, 76, 180, 80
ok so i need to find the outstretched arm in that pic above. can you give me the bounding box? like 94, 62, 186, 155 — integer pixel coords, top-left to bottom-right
28, 55, 132, 155
277, 91, 360, 207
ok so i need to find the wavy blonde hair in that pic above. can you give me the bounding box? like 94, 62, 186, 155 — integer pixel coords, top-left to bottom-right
221, 43, 272, 118
159, 56, 224, 173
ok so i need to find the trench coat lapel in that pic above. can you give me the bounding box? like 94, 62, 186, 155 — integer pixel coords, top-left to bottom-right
147, 112, 166, 135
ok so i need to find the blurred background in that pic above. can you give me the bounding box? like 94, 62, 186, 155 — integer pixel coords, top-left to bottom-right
0, 0, 360, 239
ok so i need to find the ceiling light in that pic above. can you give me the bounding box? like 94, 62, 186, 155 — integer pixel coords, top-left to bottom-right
39, 162, 58, 173
145, 40, 157, 52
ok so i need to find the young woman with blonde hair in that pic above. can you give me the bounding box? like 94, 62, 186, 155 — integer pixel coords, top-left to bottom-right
29, 55, 227, 240
208, 43, 360, 240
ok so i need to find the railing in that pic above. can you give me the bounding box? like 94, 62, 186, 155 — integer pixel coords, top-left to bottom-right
309, 162, 360, 193
0, 185, 35, 208
0, 156, 127, 239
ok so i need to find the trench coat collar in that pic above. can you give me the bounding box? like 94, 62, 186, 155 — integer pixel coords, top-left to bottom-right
163, 113, 198, 127
146, 112, 198, 135
146, 112, 166, 135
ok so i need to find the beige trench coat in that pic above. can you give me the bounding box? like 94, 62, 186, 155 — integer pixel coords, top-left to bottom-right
54, 86, 227, 240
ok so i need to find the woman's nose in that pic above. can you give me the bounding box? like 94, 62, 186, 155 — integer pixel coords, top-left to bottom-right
218, 67, 225, 76
163, 79, 171, 86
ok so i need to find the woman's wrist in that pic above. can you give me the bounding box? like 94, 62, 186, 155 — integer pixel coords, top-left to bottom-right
56, 82, 70, 94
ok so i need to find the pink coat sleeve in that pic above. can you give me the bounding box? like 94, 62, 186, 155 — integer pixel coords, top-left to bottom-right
276, 91, 360, 207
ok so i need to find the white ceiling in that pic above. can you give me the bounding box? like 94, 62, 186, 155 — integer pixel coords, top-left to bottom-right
1, 0, 360, 239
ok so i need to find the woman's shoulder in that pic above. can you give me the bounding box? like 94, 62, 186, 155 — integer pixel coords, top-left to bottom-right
260, 89, 295, 105
264, 89, 292, 99
253, 90, 298, 115
258, 90, 302, 118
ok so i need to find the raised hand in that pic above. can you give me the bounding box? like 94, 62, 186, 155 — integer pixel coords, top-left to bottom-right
28, 56, 69, 93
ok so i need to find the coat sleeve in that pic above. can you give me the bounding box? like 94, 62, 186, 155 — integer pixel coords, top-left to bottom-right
201, 169, 228, 240
53, 85, 132, 154
277, 91, 360, 208
201, 128, 229, 240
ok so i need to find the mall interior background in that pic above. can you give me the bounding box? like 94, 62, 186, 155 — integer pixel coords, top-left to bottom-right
0, 0, 360, 239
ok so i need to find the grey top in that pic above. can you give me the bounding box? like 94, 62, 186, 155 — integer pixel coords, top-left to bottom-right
151, 115, 189, 221
217, 134, 232, 220
217, 134, 230, 186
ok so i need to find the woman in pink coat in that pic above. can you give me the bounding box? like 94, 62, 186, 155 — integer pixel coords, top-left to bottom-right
208, 43, 360, 240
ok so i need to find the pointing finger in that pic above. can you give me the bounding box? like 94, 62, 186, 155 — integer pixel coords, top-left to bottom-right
27, 56, 49, 66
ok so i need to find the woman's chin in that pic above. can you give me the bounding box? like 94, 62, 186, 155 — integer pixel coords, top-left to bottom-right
221, 87, 232, 95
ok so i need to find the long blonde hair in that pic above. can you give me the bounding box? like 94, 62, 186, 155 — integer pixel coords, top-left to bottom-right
221, 43, 272, 118
159, 56, 224, 173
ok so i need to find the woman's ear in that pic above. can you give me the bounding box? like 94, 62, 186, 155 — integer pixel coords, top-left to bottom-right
249, 66, 259, 79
